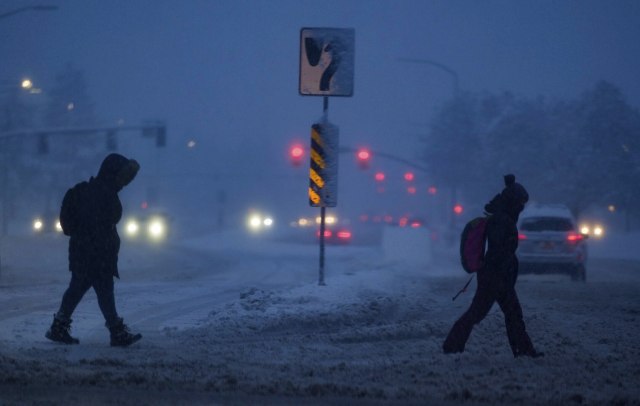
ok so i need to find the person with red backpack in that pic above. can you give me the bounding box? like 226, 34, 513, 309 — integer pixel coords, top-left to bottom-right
443, 175, 543, 358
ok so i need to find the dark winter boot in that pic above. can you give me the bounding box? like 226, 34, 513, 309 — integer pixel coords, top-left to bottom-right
515, 349, 545, 358
108, 318, 142, 347
45, 314, 80, 345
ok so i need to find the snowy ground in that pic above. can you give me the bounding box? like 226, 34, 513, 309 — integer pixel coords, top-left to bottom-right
0, 229, 639, 405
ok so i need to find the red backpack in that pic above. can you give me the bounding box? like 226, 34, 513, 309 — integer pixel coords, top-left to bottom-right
459, 216, 489, 273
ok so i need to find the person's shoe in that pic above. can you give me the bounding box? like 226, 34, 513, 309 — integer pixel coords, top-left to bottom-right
45, 315, 80, 345
443, 342, 464, 354
515, 349, 545, 358
108, 318, 142, 347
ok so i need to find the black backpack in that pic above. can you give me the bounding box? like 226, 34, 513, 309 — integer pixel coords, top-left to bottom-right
59, 181, 89, 236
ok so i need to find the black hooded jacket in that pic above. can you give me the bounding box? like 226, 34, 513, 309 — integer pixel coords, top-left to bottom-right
60, 154, 139, 278
483, 175, 529, 280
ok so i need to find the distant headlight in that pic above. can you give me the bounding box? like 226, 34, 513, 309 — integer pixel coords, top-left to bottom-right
248, 214, 262, 230
579, 223, 604, 238
125, 219, 140, 236
593, 225, 604, 237
55, 220, 63, 233
247, 213, 274, 232
33, 218, 43, 232
147, 217, 166, 239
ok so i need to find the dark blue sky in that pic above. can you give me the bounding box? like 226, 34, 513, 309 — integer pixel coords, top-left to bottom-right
2, 0, 640, 220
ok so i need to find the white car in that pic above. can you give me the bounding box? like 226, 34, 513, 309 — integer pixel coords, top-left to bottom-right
517, 204, 587, 281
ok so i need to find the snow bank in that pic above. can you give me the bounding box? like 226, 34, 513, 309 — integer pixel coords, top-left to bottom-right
0, 232, 639, 405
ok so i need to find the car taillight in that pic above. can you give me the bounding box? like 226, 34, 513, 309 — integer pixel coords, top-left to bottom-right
518, 233, 527, 240
566, 232, 583, 242
316, 230, 332, 238
337, 230, 352, 239
410, 221, 422, 228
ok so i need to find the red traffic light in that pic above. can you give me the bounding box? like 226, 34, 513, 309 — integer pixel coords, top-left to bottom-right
357, 149, 370, 160
356, 148, 371, 169
289, 143, 305, 166
403, 172, 415, 182
453, 204, 464, 215
374, 171, 385, 182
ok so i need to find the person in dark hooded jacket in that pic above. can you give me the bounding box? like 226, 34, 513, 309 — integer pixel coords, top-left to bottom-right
442, 174, 543, 358
46, 153, 143, 347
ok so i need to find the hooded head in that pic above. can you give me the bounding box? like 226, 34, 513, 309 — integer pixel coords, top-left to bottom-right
96, 153, 140, 192
484, 174, 529, 220
500, 174, 528, 219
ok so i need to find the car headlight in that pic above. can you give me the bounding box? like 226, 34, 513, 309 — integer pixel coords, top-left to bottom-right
248, 214, 262, 231
593, 225, 604, 237
247, 213, 274, 232
125, 219, 140, 236
33, 218, 44, 232
580, 223, 604, 238
147, 217, 166, 239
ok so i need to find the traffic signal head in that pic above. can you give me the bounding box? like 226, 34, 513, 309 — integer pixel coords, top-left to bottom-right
356, 148, 371, 169
156, 126, 166, 147
106, 131, 117, 151
453, 204, 464, 215
289, 143, 305, 166
37, 134, 49, 154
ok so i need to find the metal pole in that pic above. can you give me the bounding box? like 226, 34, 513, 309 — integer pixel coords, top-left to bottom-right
0, 5, 58, 20
319, 205, 326, 286
398, 57, 460, 238
397, 57, 459, 96
318, 96, 329, 286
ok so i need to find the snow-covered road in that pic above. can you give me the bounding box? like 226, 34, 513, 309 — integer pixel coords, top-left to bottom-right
0, 231, 639, 405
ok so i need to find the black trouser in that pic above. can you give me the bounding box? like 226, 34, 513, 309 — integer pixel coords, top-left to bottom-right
443, 269, 535, 356
56, 271, 119, 328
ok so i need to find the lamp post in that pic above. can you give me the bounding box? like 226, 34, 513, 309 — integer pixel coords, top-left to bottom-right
398, 57, 461, 237
0, 4, 58, 273
0, 5, 58, 20
398, 57, 459, 97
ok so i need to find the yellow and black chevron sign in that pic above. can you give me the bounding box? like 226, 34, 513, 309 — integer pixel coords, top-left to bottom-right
309, 121, 339, 207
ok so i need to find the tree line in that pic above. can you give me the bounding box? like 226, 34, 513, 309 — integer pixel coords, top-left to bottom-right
420, 81, 640, 226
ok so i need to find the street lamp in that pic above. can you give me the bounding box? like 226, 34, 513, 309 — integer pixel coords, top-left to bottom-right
0, 5, 59, 20
398, 57, 461, 236
0, 4, 59, 271
398, 57, 459, 97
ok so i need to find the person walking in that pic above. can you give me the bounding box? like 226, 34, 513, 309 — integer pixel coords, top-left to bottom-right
46, 153, 142, 347
443, 174, 543, 357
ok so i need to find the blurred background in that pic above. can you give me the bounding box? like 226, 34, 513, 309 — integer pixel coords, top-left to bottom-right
1, 0, 639, 246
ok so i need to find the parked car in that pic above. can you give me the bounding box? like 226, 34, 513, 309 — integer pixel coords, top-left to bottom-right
517, 204, 587, 281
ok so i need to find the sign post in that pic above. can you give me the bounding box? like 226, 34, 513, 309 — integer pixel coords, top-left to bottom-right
299, 27, 354, 285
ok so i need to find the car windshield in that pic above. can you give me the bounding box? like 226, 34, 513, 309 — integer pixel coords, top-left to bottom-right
520, 217, 574, 232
